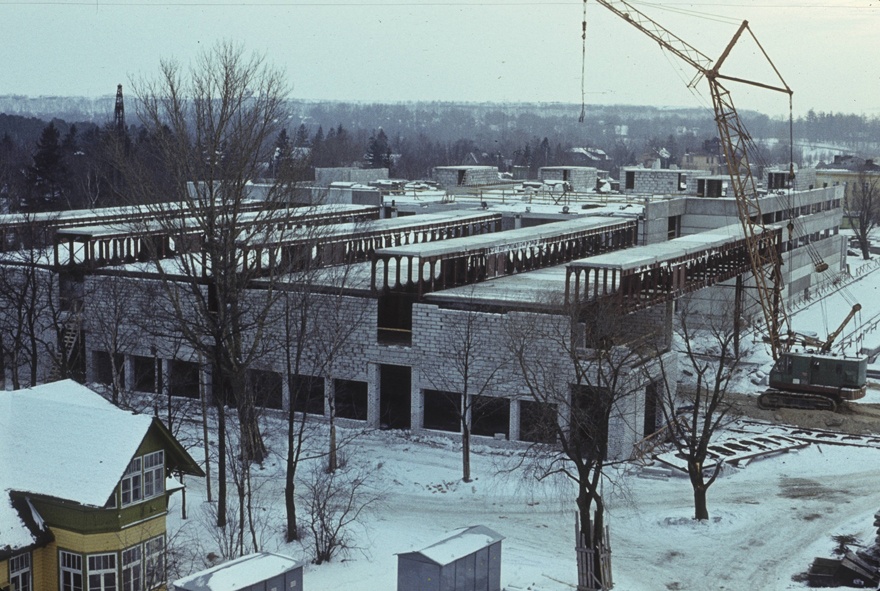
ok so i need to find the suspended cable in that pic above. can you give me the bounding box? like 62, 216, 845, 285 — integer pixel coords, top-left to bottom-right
579, 0, 588, 123
629, 0, 740, 25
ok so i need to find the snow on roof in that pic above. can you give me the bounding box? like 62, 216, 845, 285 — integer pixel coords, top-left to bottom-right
375, 216, 628, 259
173, 552, 302, 591
0, 380, 154, 552
568, 223, 757, 270
400, 525, 504, 566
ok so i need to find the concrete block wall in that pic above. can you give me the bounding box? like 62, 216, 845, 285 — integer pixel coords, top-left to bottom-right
622, 168, 708, 196
432, 167, 499, 188
538, 167, 598, 192
315, 167, 389, 187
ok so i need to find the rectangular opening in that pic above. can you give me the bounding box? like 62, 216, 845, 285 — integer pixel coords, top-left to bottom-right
457, 169, 466, 185
290, 374, 325, 415
423, 389, 461, 432
767, 172, 789, 191
94, 350, 124, 388
571, 384, 611, 460
170, 360, 200, 399
471, 395, 510, 438
380, 364, 411, 429
133, 355, 159, 393
643, 383, 659, 437
666, 215, 680, 240
377, 293, 413, 345
248, 369, 283, 410
334, 379, 368, 421
625, 171, 635, 190
519, 399, 557, 443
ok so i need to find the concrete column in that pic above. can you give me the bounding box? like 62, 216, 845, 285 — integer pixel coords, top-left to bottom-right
281, 372, 291, 412
410, 366, 424, 431
558, 390, 571, 436
509, 398, 521, 442
161, 358, 171, 401
367, 363, 381, 428
324, 377, 334, 418
199, 363, 212, 406
124, 355, 135, 392
85, 348, 99, 384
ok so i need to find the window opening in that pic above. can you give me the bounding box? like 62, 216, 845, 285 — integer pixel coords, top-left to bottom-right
143, 451, 164, 499
87, 554, 117, 591
122, 547, 141, 591
121, 457, 143, 506
60, 551, 83, 591
144, 536, 165, 590
10, 553, 32, 591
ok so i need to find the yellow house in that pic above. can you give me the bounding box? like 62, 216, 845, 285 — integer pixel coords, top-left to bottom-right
1, 380, 204, 591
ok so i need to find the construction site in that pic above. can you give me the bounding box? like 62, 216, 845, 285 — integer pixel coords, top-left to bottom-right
3, 1, 880, 590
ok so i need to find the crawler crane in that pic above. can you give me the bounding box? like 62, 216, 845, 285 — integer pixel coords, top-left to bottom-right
588, 0, 868, 411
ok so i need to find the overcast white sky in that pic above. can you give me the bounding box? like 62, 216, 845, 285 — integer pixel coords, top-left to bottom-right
2, 0, 878, 118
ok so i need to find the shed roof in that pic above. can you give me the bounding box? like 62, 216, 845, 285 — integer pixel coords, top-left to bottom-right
173, 552, 303, 591
398, 525, 504, 566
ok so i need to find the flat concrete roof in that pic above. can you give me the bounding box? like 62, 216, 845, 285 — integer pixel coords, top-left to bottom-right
375, 216, 630, 259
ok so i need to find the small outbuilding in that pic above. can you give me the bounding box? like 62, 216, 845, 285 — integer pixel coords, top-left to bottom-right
173, 552, 303, 591
397, 525, 504, 591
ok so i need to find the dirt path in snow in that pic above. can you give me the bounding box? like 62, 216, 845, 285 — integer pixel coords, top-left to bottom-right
726, 391, 880, 435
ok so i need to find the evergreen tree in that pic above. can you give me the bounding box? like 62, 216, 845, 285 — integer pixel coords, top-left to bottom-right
365, 128, 391, 169
293, 123, 310, 148
26, 122, 68, 210
272, 128, 291, 177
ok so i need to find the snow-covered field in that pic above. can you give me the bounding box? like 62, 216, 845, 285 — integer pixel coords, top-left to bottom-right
164, 254, 880, 591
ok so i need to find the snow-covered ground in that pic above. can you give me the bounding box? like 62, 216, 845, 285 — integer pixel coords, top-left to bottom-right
164, 253, 880, 591
166, 415, 880, 591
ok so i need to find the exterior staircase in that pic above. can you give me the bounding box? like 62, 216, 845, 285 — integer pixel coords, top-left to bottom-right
49, 311, 82, 381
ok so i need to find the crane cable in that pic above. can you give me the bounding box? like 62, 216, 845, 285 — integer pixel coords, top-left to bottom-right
579, 0, 588, 123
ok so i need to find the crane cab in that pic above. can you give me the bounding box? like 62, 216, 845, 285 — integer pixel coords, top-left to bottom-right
769, 352, 867, 401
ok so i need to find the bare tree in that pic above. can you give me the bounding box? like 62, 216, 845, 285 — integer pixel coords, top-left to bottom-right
299, 458, 383, 565
505, 297, 665, 590
0, 214, 70, 388
422, 301, 509, 482
652, 299, 746, 521
308, 267, 372, 474
84, 273, 142, 405
113, 41, 305, 528
276, 220, 369, 539
844, 167, 880, 260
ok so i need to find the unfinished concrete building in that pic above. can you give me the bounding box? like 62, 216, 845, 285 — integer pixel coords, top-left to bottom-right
0, 163, 847, 459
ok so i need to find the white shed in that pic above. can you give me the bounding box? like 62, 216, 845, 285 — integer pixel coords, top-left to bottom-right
173, 552, 303, 591
397, 525, 504, 591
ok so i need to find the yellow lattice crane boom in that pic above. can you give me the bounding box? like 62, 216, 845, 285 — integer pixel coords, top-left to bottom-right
590, 0, 795, 358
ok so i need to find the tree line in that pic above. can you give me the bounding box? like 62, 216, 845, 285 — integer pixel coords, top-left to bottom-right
11, 94, 878, 213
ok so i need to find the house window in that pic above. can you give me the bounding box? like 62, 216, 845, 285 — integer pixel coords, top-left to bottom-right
10, 552, 32, 591
60, 551, 83, 591
87, 554, 117, 591
143, 451, 165, 499
121, 457, 143, 506
122, 546, 142, 591
144, 536, 165, 589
